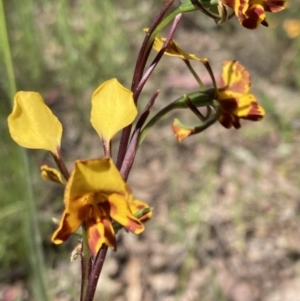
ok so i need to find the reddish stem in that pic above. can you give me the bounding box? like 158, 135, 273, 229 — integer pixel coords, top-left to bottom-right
52, 148, 70, 181
120, 90, 159, 180
116, 0, 175, 170
84, 245, 108, 301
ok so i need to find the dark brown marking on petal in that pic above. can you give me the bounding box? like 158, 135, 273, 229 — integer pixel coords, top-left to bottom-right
243, 101, 264, 121
219, 113, 233, 129
219, 97, 239, 111
139, 213, 152, 223
54, 213, 73, 242
219, 61, 251, 94
232, 115, 241, 129
136, 204, 146, 210
242, 5, 265, 29
103, 218, 116, 250
77, 204, 89, 221
100, 200, 112, 216
88, 221, 102, 255
80, 160, 89, 166
94, 204, 116, 250
262, 0, 286, 12
124, 217, 144, 234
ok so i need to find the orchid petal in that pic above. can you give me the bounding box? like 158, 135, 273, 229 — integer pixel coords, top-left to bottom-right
217, 61, 265, 129
8, 91, 62, 155
221, 0, 286, 29
234, 94, 265, 119
91, 78, 137, 142
41, 165, 65, 184
152, 34, 206, 62
219, 61, 251, 96
87, 206, 116, 254
51, 209, 83, 244
108, 193, 144, 234
172, 119, 194, 142
68, 158, 128, 198
129, 199, 153, 223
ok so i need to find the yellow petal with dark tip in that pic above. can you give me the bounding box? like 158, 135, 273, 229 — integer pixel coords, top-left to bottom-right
219, 61, 251, 96
41, 165, 65, 184
108, 193, 144, 234
172, 119, 194, 142
86, 207, 116, 255
130, 199, 153, 223
51, 209, 83, 244
152, 33, 206, 62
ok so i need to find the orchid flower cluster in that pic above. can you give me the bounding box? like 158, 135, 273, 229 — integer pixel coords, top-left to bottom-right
7, 0, 286, 300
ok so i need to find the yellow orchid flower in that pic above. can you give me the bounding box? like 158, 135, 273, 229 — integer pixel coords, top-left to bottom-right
217, 60, 265, 129
220, 0, 286, 29
152, 36, 264, 129
172, 61, 265, 142
8, 79, 151, 253
51, 158, 150, 255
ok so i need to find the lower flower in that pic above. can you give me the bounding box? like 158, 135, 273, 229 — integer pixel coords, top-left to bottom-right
51, 158, 151, 255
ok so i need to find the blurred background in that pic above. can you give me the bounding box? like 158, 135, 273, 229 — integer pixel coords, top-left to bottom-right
1, 0, 300, 300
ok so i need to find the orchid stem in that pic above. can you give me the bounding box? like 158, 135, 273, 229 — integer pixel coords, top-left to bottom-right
52, 150, 70, 181
84, 244, 108, 301
81, 228, 90, 301
146, 4, 196, 52
183, 59, 206, 90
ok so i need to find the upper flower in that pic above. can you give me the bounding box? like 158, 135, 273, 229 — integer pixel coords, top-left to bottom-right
149, 34, 265, 140
172, 60, 265, 140
221, 0, 286, 29
217, 60, 265, 129
51, 158, 150, 255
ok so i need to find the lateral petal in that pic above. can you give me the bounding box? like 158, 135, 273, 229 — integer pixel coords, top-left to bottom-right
8, 91, 62, 155
129, 199, 153, 223
108, 193, 144, 234
152, 33, 206, 62
91, 78, 137, 142
234, 94, 265, 120
51, 209, 83, 244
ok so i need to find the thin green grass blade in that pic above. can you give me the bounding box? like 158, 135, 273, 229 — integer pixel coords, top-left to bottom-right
0, 1, 49, 300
